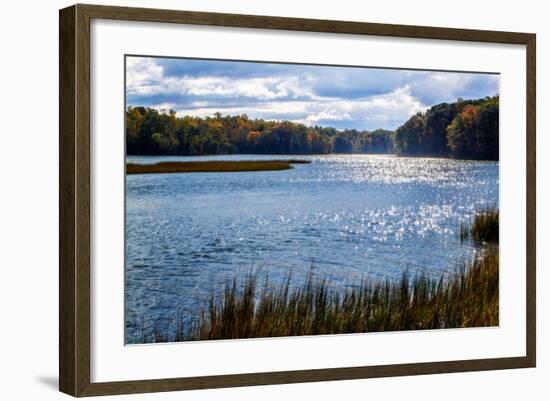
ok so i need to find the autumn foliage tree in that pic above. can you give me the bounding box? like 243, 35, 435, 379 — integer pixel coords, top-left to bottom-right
447, 97, 499, 160
126, 107, 393, 156
126, 95, 497, 160
394, 96, 498, 160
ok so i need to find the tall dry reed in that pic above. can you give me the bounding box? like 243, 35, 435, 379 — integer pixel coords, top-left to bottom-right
145, 247, 498, 343
460, 206, 499, 243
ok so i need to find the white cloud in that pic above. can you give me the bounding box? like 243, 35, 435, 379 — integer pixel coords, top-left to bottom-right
298, 109, 352, 125
126, 57, 164, 90
126, 57, 497, 130
174, 86, 426, 130
148, 102, 177, 112
407, 71, 499, 103
127, 57, 316, 100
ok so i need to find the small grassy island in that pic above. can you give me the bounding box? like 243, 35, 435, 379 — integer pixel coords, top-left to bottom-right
126, 159, 311, 175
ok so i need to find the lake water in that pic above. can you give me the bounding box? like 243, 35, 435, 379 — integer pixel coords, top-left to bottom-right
125, 154, 498, 344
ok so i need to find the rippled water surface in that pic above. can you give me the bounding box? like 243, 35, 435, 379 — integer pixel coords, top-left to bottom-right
125, 154, 498, 343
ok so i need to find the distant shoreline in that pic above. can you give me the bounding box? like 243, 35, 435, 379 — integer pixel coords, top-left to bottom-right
126, 153, 499, 163
126, 159, 311, 174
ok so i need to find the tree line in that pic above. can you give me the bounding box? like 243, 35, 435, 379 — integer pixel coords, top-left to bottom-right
126, 107, 393, 156
126, 95, 498, 160
394, 96, 499, 160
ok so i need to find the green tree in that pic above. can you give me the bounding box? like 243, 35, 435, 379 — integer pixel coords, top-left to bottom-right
333, 135, 353, 153
394, 112, 426, 155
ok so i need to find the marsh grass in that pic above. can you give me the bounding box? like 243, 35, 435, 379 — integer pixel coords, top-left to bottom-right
460, 206, 499, 243
126, 160, 310, 175
141, 209, 500, 343
146, 247, 498, 343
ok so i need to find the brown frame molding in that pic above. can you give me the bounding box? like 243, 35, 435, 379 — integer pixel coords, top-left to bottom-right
59, 3, 536, 397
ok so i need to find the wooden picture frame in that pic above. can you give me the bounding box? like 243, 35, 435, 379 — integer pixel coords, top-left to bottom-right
59, 3, 536, 397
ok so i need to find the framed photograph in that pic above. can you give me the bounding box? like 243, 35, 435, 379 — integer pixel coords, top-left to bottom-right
59, 4, 536, 397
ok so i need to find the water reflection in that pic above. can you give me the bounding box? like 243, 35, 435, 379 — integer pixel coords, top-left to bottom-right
125, 154, 498, 343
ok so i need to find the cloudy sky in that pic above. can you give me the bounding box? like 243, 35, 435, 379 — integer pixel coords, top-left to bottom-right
126, 56, 499, 131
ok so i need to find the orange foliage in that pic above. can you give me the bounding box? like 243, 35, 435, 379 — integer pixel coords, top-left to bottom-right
306, 131, 317, 144
460, 105, 480, 127
247, 131, 262, 142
